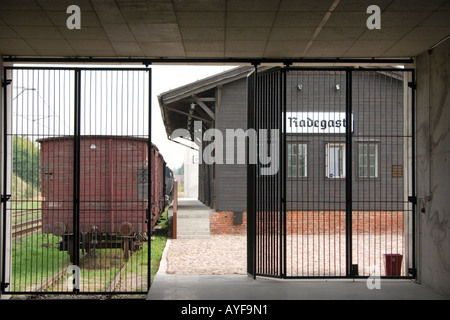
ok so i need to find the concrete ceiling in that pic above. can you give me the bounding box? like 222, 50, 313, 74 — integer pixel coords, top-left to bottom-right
0, 0, 449, 61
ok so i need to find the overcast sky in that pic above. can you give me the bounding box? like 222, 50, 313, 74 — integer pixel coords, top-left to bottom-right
151, 65, 237, 170
13, 63, 237, 170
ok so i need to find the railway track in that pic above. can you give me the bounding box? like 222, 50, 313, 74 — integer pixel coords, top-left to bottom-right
12, 219, 41, 238
33, 250, 140, 293
105, 255, 133, 292
34, 253, 88, 293
9, 207, 150, 293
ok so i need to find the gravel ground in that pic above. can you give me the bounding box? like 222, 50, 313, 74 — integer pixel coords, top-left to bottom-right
161, 233, 405, 277
164, 235, 247, 275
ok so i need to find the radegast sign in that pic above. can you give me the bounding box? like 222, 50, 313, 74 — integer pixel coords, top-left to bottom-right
170, 112, 353, 176
286, 112, 353, 134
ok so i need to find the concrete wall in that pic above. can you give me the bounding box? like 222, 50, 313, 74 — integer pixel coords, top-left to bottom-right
416, 39, 450, 296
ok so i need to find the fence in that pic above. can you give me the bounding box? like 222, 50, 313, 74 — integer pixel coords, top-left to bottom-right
1, 67, 152, 294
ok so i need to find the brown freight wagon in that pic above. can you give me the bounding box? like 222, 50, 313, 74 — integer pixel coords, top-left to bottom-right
38, 136, 169, 260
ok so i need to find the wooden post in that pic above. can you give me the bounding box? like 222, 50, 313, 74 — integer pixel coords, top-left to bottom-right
173, 180, 178, 239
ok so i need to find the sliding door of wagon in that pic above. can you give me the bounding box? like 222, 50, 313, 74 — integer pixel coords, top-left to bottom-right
78, 69, 151, 293
285, 70, 347, 277
2, 68, 76, 293
351, 70, 414, 278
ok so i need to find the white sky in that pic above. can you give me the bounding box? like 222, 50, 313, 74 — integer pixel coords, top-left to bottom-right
150, 65, 237, 170
13, 63, 237, 170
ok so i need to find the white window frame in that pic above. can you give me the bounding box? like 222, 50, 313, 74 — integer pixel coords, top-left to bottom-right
287, 143, 307, 178
358, 143, 379, 178
325, 142, 346, 179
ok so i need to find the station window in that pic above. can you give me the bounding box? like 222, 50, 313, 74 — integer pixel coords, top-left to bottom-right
325, 143, 345, 178
358, 143, 379, 178
287, 143, 307, 178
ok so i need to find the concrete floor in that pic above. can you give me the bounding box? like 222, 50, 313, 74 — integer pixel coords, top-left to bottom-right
172, 198, 211, 238
147, 274, 448, 300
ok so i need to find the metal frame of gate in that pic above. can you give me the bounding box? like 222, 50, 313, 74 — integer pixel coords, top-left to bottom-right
1, 66, 152, 294
248, 66, 416, 279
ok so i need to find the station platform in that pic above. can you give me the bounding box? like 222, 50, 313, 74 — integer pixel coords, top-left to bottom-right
169, 198, 211, 239
147, 274, 448, 300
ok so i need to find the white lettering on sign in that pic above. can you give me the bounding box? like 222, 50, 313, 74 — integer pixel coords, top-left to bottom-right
366, 5, 381, 30
285, 112, 353, 134
66, 5, 81, 30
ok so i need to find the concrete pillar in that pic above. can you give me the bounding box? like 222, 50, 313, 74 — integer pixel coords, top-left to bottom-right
415, 39, 450, 296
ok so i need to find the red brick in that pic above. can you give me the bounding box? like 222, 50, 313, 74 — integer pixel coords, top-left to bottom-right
210, 210, 404, 235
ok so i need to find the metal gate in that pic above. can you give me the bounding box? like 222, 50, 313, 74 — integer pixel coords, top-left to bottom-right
1, 67, 152, 294
248, 67, 416, 279
247, 67, 285, 277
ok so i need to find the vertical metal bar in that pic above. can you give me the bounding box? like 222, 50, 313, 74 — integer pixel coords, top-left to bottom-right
246, 66, 256, 278
276, 71, 280, 277
1, 67, 8, 293
255, 70, 259, 275
262, 72, 268, 276
73, 69, 81, 292
272, 72, 276, 276
281, 68, 287, 278
257, 69, 261, 275
410, 70, 416, 277
147, 68, 152, 289
264, 73, 268, 275
345, 70, 353, 277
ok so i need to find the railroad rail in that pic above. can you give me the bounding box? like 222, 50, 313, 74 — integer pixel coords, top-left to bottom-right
105, 255, 133, 292
33, 251, 136, 293
12, 219, 41, 238
34, 254, 88, 293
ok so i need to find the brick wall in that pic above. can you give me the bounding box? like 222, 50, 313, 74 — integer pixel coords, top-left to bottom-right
210, 211, 247, 235
210, 210, 404, 235
286, 211, 404, 234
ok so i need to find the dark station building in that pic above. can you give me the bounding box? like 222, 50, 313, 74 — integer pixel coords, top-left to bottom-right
159, 66, 412, 240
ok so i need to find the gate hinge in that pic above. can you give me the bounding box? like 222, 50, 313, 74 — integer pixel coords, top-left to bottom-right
408, 81, 416, 90
1, 194, 11, 203
408, 196, 417, 205
408, 268, 417, 277
1, 79, 12, 87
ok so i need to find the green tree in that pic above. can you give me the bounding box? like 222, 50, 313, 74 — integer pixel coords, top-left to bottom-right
12, 136, 41, 191
172, 163, 184, 175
